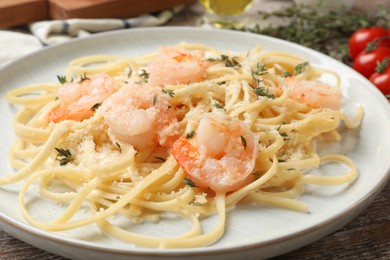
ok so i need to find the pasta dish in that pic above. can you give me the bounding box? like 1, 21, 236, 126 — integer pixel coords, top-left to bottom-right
2, 43, 364, 248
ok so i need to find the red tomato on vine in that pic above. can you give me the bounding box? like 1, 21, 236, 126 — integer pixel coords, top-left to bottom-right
369, 59, 390, 99
352, 46, 390, 78
348, 27, 389, 60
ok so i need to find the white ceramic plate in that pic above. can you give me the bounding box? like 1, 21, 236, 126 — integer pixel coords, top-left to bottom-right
0, 27, 389, 260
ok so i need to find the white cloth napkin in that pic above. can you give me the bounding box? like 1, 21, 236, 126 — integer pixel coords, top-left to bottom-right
29, 6, 183, 46
0, 5, 183, 67
0, 30, 42, 67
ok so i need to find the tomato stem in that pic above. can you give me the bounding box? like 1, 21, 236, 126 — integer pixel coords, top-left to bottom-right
365, 36, 390, 52
375, 57, 390, 73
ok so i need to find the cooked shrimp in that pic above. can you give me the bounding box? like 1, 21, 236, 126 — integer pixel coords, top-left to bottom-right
148, 46, 209, 86
285, 77, 342, 110
100, 83, 181, 150
48, 73, 116, 122
171, 113, 258, 193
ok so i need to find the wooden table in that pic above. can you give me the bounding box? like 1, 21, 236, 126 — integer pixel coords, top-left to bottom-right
1, 1, 389, 259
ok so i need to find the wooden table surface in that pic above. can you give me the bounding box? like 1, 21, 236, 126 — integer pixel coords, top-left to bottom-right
1, 1, 389, 259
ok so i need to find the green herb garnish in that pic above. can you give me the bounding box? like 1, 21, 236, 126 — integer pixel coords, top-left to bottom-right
115, 142, 122, 153
91, 102, 102, 111
294, 62, 309, 75
239, 5, 390, 63
183, 177, 197, 187
154, 156, 166, 162
186, 130, 196, 139
213, 101, 225, 110
208, 54, 241, 69
79, 73, 90, 83
55, 147, 73, 166
240, 135, 247, 150
162, 87, 175, 97
57, 75, 67, 84
152, 95, 157, 106
251, 63, 268, 77
139, 69, 149, 81
253, 86, 275, 99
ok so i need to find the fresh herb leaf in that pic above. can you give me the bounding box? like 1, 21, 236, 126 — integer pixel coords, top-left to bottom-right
55, 147, 73, 166
208, 54, 241, 69
115, 142, 122, 153
79, 73, 90, 83
154, 156, 166, 162
127, 67, 133, 78
239, 5, 390, 63
252, 63, 268, 76
183, 177, 197, 187
253, 86, 275, 99
162, 87, 175, 97
213, 101, 225, 110
57, 75, 67, 84
186, 130, 196, 139
294, 62, 309, 75
152, 95, 157, 106
91, 102, 102, 111
139, 69, 149, 81
240, 135, 247, 150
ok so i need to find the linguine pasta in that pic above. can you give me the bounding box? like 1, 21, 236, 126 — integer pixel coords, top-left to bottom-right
3, 43, 364, 248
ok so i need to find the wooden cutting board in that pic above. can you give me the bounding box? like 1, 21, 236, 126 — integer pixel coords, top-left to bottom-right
0, 0, 195, 28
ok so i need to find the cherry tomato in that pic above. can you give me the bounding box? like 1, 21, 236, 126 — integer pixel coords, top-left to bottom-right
352, 47, 390, 78
369, 67, 390, 98
348, 27, 389, 60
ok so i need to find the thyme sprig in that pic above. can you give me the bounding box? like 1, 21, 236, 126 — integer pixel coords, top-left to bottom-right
240, 5, 390, 63
253, 86, 275, 99
208, 54, 241, 69
251, 63, 268, 77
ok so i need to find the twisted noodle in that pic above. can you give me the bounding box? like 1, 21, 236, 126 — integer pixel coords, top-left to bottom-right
3, 43, 364, 248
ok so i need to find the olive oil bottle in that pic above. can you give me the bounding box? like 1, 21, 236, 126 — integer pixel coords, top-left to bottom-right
199, 0, 254, 28
199, 0, 253, 16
